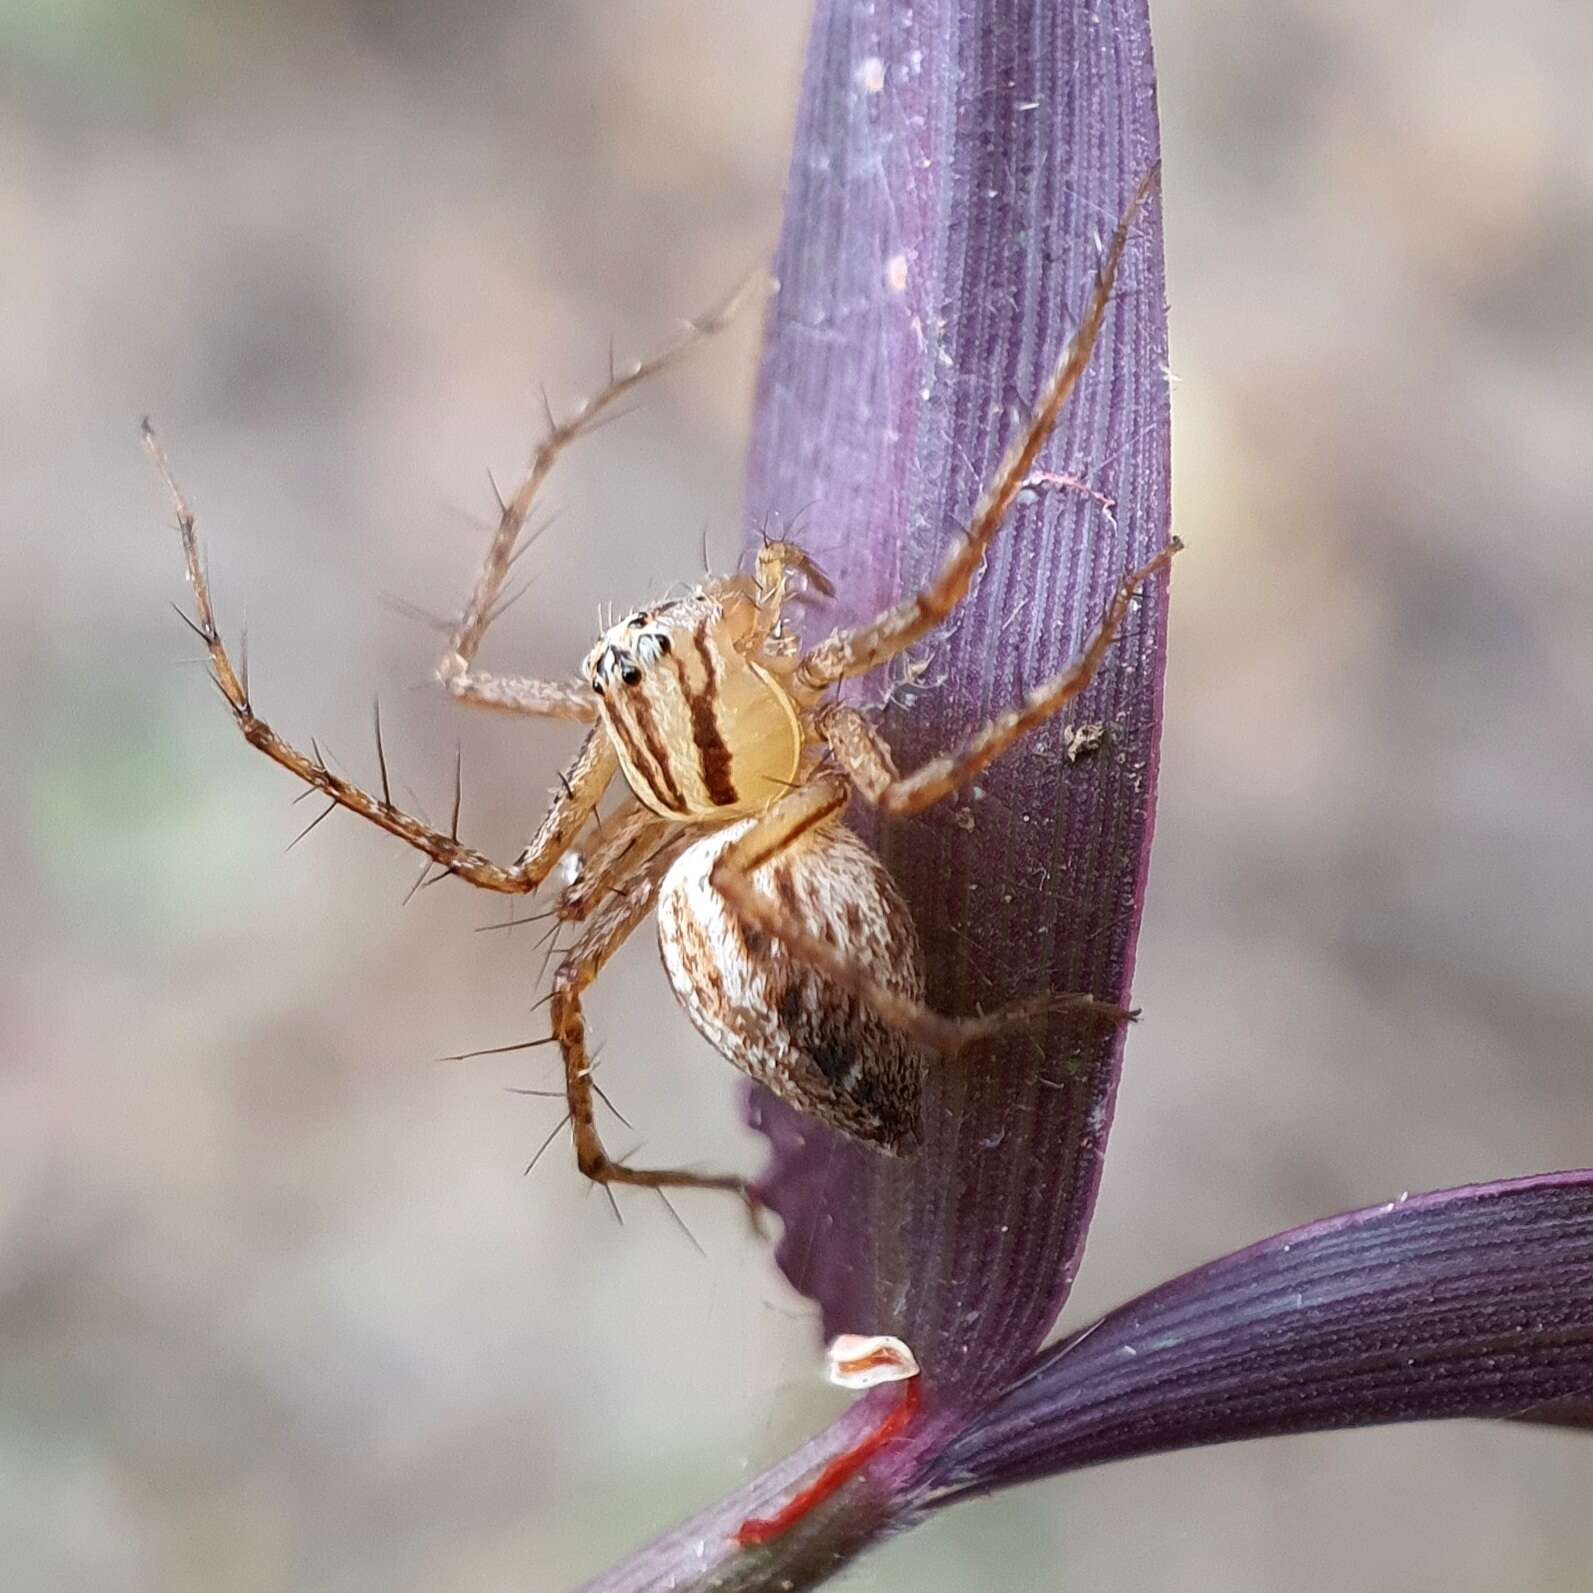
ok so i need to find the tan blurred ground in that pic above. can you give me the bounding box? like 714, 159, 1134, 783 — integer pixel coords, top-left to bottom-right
3, 3, 1591, 1589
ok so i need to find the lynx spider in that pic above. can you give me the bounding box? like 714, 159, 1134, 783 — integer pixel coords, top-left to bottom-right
147, 173, 1177, 1209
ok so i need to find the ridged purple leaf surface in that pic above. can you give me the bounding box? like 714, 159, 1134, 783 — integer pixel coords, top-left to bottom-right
923, 1172, 1593, 1499
742, 0, 1171, 1402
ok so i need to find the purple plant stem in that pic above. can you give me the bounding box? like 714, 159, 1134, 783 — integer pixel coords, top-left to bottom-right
578, 1398, 890, 1593
924, 1171, 1593, 1499
742, 0, 1170, 1403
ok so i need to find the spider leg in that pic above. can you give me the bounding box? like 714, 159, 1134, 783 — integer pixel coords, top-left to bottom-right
551, 842, 753, 1201
445, 670, 597, 723
751, 538, 835, 641
820, 540, 1181, 816
439, 272, 765, 696
813, 706, 898, 802
795, 167, 1158, 692
708, 774, 1133, 1054
554, 802, 674, 924
146, 423, 616, 894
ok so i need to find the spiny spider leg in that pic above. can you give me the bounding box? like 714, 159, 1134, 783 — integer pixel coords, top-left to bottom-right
758, 539, 833, 600
820, 540, 1181, 817
813, 706, 899, 800
707, 774, 1132, 1054
443, 670, 597, 723
740, 538, 836, 663
144, 422, 617, 894
439, 272, 765, 706
555, 803, 673, 924
551, 840, 752, 1199
795, 166, 1160, 692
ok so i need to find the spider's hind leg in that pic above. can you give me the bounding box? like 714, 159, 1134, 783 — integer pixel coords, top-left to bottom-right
702, 775, 1131, 1084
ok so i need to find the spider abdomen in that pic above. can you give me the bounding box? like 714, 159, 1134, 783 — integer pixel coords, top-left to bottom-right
655, 818, 926, 1152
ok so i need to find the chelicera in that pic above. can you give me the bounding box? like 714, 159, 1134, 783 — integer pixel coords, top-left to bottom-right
146, 175, 1177, 1208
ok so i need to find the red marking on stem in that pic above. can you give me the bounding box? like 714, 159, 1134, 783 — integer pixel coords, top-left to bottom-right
732, 1379, 923, 1549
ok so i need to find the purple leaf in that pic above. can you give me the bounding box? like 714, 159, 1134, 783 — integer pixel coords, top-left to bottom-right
924, 1172, 1593, 1500
742, 0, 1171, 1400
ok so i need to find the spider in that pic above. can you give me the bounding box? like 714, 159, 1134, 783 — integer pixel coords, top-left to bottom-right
146, 174, 1177, 1209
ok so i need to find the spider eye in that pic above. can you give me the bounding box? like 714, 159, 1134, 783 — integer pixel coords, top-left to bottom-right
620, 664, 642, 687
653, 634, 672, 656
590, 677, 605, 696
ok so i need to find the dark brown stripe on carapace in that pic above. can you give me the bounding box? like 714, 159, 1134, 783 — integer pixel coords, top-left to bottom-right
677, 621, 739, 807
625, 689, 691, 813
606, 698, 688, 815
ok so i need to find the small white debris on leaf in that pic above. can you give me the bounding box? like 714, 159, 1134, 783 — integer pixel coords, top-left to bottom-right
1062, 721, 1108, 763
826, 1333, 921, 1389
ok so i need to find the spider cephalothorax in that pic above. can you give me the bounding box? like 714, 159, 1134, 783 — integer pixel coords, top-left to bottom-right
148, 171, 1176, 1205
582, 586, 805, 821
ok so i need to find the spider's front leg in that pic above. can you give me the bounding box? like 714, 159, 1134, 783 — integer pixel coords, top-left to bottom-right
820, 540, 1181, 816
551, 847, 753, 1201
145, 424, 616, 893
439, 274, 763, 714
439, 670, 598, 724
794, 167, 1158, 694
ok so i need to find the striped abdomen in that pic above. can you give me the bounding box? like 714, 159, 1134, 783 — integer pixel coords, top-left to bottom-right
655, 817, 925, 1152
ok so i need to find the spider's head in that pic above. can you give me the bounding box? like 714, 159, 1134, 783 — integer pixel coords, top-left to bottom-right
583, 593, 802, 822
584, 603, 682, 696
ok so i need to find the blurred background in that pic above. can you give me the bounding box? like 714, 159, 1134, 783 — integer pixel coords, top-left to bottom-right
3, 2, 1591, 1588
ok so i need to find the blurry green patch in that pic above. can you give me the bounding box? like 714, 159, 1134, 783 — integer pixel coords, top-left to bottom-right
28, 673, 266, 949
1, 0, 210, 98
